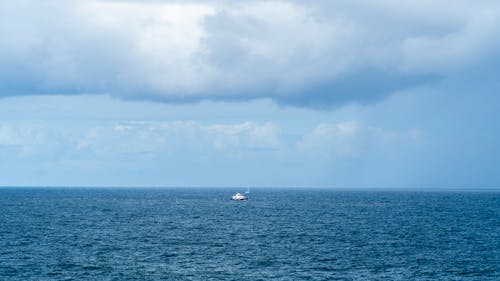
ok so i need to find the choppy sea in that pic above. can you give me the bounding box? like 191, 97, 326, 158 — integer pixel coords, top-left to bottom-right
0, 188, 499, 280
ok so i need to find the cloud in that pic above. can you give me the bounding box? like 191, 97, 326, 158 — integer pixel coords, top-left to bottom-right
297, 121, 422, 158
205, 122, 281, 150
0, 1, 215, 96
0, 0, 499, 108
75, 121, 284, 158
1, 119, 422, 161
0, 123, 67, 158
1, 119, 284, 166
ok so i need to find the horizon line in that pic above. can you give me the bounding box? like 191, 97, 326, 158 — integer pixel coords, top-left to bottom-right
0, 185, 499, 191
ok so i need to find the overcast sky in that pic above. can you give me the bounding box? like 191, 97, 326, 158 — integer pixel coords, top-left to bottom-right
1, 0, 499, 188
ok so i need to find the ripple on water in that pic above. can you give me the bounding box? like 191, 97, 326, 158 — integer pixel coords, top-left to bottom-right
0, 188, 499, 280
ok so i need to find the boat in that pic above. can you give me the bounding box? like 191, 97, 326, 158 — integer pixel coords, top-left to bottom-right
231, 192, 247, 200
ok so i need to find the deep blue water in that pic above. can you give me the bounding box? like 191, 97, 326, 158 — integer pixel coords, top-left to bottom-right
0, 188, 499, 280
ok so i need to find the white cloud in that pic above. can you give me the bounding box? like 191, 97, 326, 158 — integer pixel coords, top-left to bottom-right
205, 122, 281, 150
0, 123, 65, 158
297, 121, 422, 158
0, 123, 45, 147
0, 120, 285, 163
77, 1, 216, 94
297, 121, 361, 157
74, 121, 283, 158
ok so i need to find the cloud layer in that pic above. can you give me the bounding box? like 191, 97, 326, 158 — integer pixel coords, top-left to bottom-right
0, 119, 416, 161
1, 0, 499, 108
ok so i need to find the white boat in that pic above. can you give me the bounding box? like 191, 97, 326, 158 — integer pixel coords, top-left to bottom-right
231, 192, 247, 200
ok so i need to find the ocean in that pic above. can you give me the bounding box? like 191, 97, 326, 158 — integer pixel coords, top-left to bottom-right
0, 188, 498, 280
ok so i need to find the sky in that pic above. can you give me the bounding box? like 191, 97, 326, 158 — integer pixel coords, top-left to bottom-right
1, 0, 499, 188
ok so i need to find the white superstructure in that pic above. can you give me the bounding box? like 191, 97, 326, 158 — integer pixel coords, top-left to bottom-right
231, 192, 247, 200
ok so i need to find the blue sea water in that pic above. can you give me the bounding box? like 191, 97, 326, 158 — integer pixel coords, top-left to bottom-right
0, 188, 499, 280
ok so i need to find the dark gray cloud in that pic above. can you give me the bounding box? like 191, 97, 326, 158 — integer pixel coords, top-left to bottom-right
279, 71, 440, 110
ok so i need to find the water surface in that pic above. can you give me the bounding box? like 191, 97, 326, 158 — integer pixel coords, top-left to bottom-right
0, 188, 498, 280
